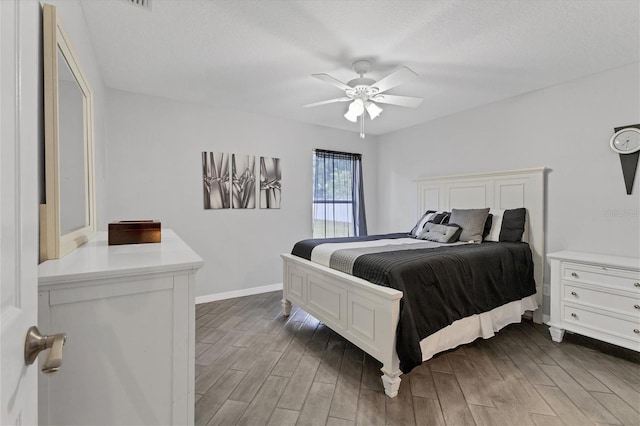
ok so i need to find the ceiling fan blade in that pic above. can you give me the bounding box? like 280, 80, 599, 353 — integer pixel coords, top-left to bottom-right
372, 94, 423, 108
311, 73, 351, 91
303, 97, 351, 108
372, 66, 418, 94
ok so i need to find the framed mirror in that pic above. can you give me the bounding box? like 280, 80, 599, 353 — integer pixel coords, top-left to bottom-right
40, 3, 96, 261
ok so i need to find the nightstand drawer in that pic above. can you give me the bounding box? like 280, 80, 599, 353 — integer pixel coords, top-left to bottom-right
564, 284, 640, 317
563, 304, 640, 342
563, 262, 640, 293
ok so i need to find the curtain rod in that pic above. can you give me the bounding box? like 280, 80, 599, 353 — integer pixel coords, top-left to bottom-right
314, 148, 363, 158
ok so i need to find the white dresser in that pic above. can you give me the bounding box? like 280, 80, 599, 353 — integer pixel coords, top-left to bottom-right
38, 230, 203, 425
547, 251, 640, 352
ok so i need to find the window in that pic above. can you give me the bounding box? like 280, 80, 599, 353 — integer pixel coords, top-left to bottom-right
313, 149, 367, 238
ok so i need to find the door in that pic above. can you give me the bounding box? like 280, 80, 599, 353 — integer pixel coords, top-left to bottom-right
1, 0, 41, 423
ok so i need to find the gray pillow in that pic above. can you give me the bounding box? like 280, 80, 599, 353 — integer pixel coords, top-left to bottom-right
449, 208, 490, 242
416, 222, 462, 243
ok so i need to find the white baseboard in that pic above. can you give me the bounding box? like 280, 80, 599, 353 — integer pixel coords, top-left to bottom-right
543, 314, 550, 324
195, 283, 283, 305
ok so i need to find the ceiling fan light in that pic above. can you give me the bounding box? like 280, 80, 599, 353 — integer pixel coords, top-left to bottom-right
344, 110, 359, 122
365, 101, 382, 120
349, 99, 365, 115
344, 99, 364, 122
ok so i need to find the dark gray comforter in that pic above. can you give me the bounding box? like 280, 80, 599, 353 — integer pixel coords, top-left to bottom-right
291, 235, 536, 373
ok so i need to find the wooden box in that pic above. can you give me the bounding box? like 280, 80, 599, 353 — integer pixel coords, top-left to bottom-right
108, 220, 161, 245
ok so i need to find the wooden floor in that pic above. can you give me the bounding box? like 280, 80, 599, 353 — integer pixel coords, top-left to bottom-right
194, 291, 640, 426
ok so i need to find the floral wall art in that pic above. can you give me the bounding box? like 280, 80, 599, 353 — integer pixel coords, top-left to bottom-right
202, 151, 230, 209
231, 154, 256, 209
202, 152, 280, 210
260, 156, 281, 209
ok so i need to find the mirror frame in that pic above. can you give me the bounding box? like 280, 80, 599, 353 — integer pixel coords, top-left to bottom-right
41, 3, 96, 261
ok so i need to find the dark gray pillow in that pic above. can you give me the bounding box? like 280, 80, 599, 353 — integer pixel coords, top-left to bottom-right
482, 214, 493, 240
430, 212, 450, 224
417, 222, 462, 243
499, 208, 526, 242
448, 208, 490, 242
484, 208, 527, 242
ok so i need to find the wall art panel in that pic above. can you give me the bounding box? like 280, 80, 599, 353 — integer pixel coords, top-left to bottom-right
232, 154, 256, 209
260, 156, 281, 209
202, 151, 230, 209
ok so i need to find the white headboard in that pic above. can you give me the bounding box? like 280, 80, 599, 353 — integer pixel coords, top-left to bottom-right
415, 167, 546, 323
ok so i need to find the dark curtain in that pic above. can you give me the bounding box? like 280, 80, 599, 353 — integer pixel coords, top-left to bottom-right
313, 149, 368, 237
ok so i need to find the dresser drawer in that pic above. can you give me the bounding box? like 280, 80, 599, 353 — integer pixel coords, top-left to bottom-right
564, 284, 640, 317
563, 304, 640, 343
563, 262, 640, 293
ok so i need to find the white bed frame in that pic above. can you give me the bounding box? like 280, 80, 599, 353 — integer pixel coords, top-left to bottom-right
281, 168, 546, 397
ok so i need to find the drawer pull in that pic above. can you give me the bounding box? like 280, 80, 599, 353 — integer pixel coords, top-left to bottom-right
635, 305, 640, 310
571, 272, 578, 278
635, 282, 640, 288
635, 329, 640, 334
571, 291, 577, 296
571, 313, 577, 318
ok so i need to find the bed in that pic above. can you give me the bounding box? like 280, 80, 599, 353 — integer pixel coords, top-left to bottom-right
281, 168, 546, 397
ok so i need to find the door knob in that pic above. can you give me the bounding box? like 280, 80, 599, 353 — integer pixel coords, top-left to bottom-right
24, 326, 66, 375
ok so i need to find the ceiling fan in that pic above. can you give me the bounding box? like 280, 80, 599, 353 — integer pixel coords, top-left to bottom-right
303, 60, 423, 138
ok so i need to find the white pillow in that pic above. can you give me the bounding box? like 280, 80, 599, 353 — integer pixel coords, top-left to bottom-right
484, 209, 504, 242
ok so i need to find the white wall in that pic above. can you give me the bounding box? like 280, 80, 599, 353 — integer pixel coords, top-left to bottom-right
377, 63, 640, 290
106, 90, 378, 298
38, 0, 108, 229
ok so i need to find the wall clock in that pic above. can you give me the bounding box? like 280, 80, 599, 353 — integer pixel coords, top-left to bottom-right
611, 124, 640, 195
610, 127, 640, 154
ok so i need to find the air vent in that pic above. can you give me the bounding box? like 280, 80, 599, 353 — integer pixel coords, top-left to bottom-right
122, 0, 151, 11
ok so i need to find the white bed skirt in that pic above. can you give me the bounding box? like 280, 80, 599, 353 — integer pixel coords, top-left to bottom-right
420, 295, 538, 361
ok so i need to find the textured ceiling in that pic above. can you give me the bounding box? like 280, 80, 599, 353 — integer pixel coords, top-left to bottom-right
81, 0, 639, 136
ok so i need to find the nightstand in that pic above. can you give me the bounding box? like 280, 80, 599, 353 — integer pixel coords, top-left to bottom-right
547, 251, 640, 351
